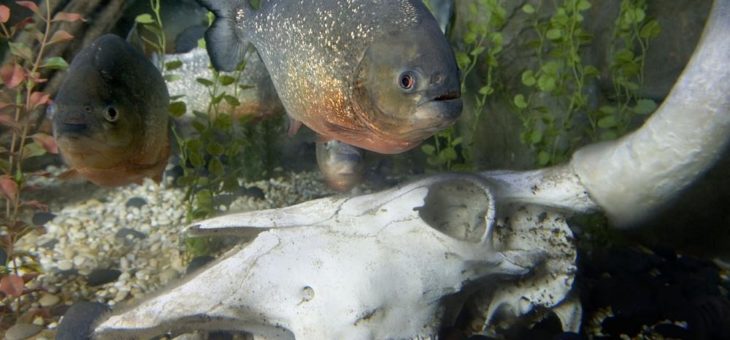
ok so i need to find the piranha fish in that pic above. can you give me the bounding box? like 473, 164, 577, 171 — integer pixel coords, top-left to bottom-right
316, 140, 364, 192
197, 0, 463, 154
51, 34, 170, 187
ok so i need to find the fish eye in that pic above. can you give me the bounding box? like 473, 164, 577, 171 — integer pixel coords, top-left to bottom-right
398, 71, 416, 91
104, 105, 119, 122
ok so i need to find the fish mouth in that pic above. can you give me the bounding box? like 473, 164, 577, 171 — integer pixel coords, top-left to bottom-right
57, 121, 89, 135
433, 90, 461, 102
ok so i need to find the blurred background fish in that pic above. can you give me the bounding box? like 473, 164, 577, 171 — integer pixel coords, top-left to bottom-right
316, 140, 364, 192
51, 34, 170, 187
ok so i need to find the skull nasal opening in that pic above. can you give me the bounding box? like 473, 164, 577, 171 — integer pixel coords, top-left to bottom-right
416, 179, 492, 243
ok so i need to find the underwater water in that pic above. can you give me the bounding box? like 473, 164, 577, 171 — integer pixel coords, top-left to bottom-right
0, 0, 729, 339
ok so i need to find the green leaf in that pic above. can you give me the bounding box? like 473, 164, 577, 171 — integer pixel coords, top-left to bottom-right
165, 60, 183, 71
9, 42, 32, 61
0, 159, 9, 173
164, 74, 182, 82
455, 51, 471, 70
207, 157, 225, 177
135, 14, 155, 24
219, 75, 236, 86
521, 70, 536, 86
40, 57, 68, 70
639, 20, 661, 39
206, 142, 225, 156
223, 94, 241, 107
546, 28, 562, 40
440, 148, 457, 161
537, 150, 551, 166
168, 101, 187, 117
597, 116, 617, 129
21, 141, 45, 160
196, 78, 215, 87
192, 120, 206, 133
222, 176, 239, 192
576, 0, 591, 11
213, 115, 233, 130
633, 99, 658, 115
513, 94, 528, 109
599, 105, 617, 114
600, 131, 618, 141
189, 149, 205, 167
470, 46, 485, 56
537, 75, 556, 92
478, 85, 494, 96
522, 4, 536, 14
529, 129, 543, 144
421, 144, 436, 155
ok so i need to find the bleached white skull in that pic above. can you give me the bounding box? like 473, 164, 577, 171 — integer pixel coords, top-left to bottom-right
95, 174, 580, 339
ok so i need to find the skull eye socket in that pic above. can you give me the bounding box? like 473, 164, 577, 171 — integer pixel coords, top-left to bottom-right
416, 178, 493, 243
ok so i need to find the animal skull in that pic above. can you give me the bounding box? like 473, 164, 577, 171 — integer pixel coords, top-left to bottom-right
94, 0, 730, 338
95, 174, 579, 338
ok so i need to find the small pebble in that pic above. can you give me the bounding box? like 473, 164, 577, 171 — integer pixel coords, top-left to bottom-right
4, 323, 43, 340
115, 228, 147, 240
125, 196, 148, 208
57, 260, 73, 271
39, 293, 61, 307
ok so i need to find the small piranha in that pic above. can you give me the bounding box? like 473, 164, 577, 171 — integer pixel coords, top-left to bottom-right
51, 34, 170, 187
197, 0, 463, 154
316, 140, 364, 192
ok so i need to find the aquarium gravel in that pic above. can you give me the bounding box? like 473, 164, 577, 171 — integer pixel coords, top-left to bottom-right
9, 164, 356, 336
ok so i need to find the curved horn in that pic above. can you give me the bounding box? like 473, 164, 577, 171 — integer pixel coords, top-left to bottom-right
571, 0, 730, 226
481, 0, 730, 227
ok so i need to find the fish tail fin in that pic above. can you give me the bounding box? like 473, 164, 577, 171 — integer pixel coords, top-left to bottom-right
197, 0, 252, 72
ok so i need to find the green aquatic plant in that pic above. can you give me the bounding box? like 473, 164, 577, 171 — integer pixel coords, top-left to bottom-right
589, 0, 660, 141
0, 1, 81, 328
513, 0, 598, 166
514, 0, 659, 166
422, 0, 507, 172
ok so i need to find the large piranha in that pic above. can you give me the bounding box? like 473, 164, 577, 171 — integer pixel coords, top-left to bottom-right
196, 0, 463, 154
51, 34, 170, 187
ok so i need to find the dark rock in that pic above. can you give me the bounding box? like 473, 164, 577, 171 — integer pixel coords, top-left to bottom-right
553, 332, 584, 340
602, 315, 644, 337
688, 295, 730, 339
125, 196, 148, 208
86, 269, 122, 286
208, 331, 235, 340
186, 255, 215, 274
32, 211, 56, 225
242, 186, 265, 200
0, 247, 6, 265
56, 302, 111, 340
40, 239, 58, 249
115, 228, 147, 240
654, 323, 690, 339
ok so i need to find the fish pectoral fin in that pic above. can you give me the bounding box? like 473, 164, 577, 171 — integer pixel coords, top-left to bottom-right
287, 118, 303, 137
